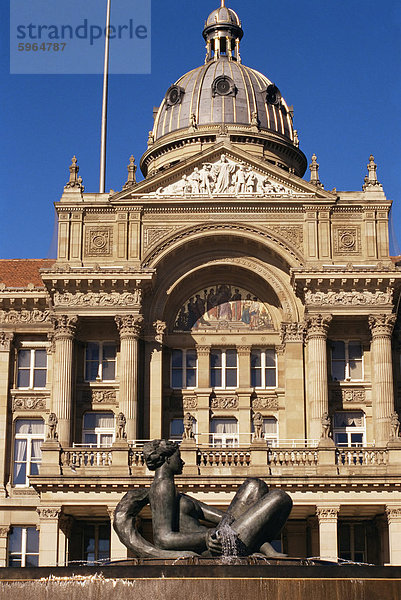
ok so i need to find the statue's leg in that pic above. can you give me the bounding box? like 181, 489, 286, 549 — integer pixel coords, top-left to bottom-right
225, 478, 269, 521
230, 487, 292, 554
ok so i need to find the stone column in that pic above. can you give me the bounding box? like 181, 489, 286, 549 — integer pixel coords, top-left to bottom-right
52, 316, 77, 447
148, 321, 166, 440
369, 314, 397, 446
108, 507, 127, 561
316, 505, 340, 561
115, 315, 143, 442
386, 507, 401, 565
0, 333, 13, 495
195, 345, 211, 445
37, 507, 61, 566
306, 315, 332, 442
0, 526, 10, 567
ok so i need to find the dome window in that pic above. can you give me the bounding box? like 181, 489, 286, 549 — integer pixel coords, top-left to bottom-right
212, 75, 237, 97
165, 85, 185, 107
265, 84, 282, 106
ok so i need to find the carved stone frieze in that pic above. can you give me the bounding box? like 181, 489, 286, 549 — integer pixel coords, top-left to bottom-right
369, 314, 397, 338
210, 396, 238, 409
252, 396, 279, 410
305, 289, 393, 306
333, 226, 361, 255
0, 332, 13, 351
12, 396, 47, 411
85, 227, 113, 256
115, 314, 143, 339
54, 290, 142, 308
330, 388, 366, 404
280, 322, 306, 344
36, 507, 62, 519
0, 310, 52, 324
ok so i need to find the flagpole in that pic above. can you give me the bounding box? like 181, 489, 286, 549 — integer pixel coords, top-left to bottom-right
99, 0, 111, 193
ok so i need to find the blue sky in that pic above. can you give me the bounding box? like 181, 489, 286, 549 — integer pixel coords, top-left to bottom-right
1, 0, 400, 258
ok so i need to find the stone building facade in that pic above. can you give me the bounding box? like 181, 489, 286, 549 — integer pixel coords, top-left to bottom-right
1, 1, 401, 567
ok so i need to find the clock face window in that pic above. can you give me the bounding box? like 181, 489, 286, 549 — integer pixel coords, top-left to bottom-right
212, 75, 236, 97
165, 85, 185, 106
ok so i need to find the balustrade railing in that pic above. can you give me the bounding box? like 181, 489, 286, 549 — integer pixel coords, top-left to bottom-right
197, 448, 252, 467
62, 447, 113, 469
267, 448, 319, 467
336, 447, 388, 467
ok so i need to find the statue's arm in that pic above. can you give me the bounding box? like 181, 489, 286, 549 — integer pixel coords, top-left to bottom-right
185, 496, 225, 524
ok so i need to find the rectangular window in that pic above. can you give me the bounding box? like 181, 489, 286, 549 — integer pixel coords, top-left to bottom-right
210, 349, 237, 389
69, 521, 110, 565
8, 526, 39, 567
171, 349, 197, 389
13, 419, 45, 487
17, 349, 47, 389
333, 411, 365, 447
330, 341, 363, 381
210, 418, 238, 447
82, 412, 115, 447
251, 349, 277, 388
85, 342, 116, 382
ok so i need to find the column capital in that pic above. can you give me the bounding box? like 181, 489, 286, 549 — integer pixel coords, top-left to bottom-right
305, 314, 332, 340
0, 526, 10, 538
52, 315, 78, 340
196, 344, 211, 357
153, 320, 166, 345
280, 322, 306, 345
0, 331, 13, 351
36, 507, 62, 520
115, 314, 143, 339
316, 505, 340, 522
237, 345, 251, 356
369, 314, 396, 339
386, 506, 401, 523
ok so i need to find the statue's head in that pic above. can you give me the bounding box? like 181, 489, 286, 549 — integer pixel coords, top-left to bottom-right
143, 439, 180, 471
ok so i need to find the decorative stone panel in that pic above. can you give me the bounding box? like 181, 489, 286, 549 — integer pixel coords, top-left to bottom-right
0, 310, 52, 324
83, 389, 118, 405
333, 226, 361, 255
330, 388, 366, 404
210, 396, 238, 409
85, 227, 113, 256
12, 396, 47, 411
252, 396, 279, 410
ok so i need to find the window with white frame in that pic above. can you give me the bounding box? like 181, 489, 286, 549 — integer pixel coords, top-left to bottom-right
171, 349, 197, 389
252, 416, 278, 446
169, 417, 197, 440
210, 349, 237, 388
333, 411, 365, 447
330, 341, 363, 381
82, 412, 115, 447
17, 348, 47, 389
85, 342, 116, 382
251, 349, 277, 388
210, 418, 238, 447
13, 419, 45, 487
8, 526, 39, 567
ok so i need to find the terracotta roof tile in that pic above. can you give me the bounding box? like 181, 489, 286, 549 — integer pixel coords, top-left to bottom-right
0, 259, 55, 288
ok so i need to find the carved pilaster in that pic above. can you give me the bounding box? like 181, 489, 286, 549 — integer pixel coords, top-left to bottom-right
0, 527, 10, 538
153, 320, 166, 345
196, 345, 211, 357
386, 507, 401, 524
237, 345, 251, 356
36, 507, 62, 520
316, 506, 340, 522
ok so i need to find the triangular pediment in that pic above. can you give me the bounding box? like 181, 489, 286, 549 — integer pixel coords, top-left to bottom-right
111, 142, 336, 201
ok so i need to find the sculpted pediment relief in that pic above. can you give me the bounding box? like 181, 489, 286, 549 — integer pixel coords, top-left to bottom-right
111, 144, 336, 201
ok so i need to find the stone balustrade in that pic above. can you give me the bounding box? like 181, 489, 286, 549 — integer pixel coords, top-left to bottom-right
197, 448, 251, 468
268, 448, 319, 468
336, 447, 388, 468
61, 447, 113, 469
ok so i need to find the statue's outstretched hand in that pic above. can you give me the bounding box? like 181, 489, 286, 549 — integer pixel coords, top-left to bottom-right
206, 528, 223, 555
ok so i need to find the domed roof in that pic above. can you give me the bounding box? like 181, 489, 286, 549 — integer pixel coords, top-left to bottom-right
153, 58, 294, 142
205, 5, 241, 27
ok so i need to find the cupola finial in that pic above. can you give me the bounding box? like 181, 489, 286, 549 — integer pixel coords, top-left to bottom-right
221, 0, 226, 6
203, 3, 243, 62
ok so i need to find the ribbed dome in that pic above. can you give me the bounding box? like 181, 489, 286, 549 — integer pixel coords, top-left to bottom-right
206, 6, 241, 27
153, 57, 294, 143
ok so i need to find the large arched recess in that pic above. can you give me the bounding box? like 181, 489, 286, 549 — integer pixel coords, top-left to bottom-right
144, 230, 303, 327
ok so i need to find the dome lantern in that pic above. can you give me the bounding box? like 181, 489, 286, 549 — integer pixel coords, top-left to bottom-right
203, 1, 243, 63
